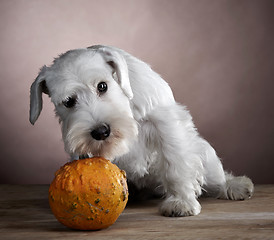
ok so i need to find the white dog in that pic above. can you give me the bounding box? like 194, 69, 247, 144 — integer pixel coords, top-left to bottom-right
30, 45, 254, 217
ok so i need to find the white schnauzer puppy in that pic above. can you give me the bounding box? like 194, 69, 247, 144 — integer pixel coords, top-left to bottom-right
30, 45, 254, 217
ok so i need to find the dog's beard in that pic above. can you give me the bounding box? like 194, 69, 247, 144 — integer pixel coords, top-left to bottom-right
62, 115, 138, 161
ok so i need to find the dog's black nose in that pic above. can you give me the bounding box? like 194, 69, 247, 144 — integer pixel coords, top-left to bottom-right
91, 124, 110, 141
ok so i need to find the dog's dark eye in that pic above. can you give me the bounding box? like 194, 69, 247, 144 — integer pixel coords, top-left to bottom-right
97, 82, 108, 93
63, 96, 77, 108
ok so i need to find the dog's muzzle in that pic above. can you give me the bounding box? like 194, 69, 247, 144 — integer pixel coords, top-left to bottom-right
90, 124, 110, 141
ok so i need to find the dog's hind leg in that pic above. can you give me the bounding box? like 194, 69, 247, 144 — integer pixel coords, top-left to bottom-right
201, 140, 254, 200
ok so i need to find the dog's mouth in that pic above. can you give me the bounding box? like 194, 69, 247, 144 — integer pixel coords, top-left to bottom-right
64, 115, 139, 161
79, 154, 90, 159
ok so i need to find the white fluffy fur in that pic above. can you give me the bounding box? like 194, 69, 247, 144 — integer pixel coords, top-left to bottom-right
30, 45, 254, 217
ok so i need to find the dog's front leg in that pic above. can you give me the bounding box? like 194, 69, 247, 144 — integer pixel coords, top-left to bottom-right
148, 104, 203, 217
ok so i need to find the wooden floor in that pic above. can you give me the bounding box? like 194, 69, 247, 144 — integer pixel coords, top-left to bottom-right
0, 185, 274, 240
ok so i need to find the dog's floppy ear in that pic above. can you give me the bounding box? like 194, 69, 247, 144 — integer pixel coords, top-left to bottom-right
29, 66, 49, 125
99, 48, 133, 99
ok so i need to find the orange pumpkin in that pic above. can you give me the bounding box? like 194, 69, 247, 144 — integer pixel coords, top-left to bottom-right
48, 157, 128, 230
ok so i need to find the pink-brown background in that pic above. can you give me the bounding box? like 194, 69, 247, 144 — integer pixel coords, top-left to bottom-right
0, 0, 273, 184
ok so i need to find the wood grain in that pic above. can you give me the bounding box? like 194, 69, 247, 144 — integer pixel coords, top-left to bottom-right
0, 185, 273, 239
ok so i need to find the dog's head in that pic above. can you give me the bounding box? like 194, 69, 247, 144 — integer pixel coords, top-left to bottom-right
30, 46, 138, 160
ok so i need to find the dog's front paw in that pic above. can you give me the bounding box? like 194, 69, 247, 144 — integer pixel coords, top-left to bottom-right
159, 196, 201, 217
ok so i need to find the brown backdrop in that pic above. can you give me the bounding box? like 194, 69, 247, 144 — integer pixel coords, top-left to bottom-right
0, 0, 273, 184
